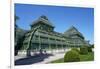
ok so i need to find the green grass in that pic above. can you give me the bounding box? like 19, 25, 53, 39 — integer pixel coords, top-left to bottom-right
79, 52, 94, 61
51, 52, 94, 63
51, 58, 64, 63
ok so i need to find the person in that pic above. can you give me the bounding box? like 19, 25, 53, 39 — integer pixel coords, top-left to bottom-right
39, 49, 43, 54
44, 50, 47, 54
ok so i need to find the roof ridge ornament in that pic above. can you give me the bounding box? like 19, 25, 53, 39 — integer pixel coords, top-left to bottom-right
40, 15, 48, 20
31, 15, 55, 28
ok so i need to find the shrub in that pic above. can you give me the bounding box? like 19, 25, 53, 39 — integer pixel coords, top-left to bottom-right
88, 47, 92, 52
80, 46, 88, 55
64, 50, 80, 62
71, 48, 80, 53
91, 44, 94, 48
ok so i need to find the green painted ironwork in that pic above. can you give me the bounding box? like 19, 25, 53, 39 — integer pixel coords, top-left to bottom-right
16, 15, 90, 56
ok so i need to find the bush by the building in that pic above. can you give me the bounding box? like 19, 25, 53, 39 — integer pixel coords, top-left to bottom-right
88, 46, 92, 52
80, 46, 88, 55
91, 44, 94, 48
71, 48, 80, 53
64, 50, 80, 62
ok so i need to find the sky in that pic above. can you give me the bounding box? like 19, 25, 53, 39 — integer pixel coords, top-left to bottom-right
15, 3, 94, 44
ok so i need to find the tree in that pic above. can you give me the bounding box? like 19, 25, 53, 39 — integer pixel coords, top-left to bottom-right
15, 15, 19, 28
14, 15, 26, 56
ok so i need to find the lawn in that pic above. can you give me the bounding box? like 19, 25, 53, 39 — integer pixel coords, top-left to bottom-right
51, 52, 94, 63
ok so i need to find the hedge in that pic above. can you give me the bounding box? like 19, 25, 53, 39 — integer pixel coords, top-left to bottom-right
64, 50, 80, 62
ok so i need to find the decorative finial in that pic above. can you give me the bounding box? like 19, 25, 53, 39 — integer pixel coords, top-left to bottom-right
40, 15, 48, 20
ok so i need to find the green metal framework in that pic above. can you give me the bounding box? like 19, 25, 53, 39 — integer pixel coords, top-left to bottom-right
19, 15, 90, 52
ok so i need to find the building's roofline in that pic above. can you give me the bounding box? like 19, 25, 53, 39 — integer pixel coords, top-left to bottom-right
30, 15, 55, 28
64, 26, 84, 39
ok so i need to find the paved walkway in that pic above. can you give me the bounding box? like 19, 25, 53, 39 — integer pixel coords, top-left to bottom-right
35, 52, 65, 64
15, 49, 70, 65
